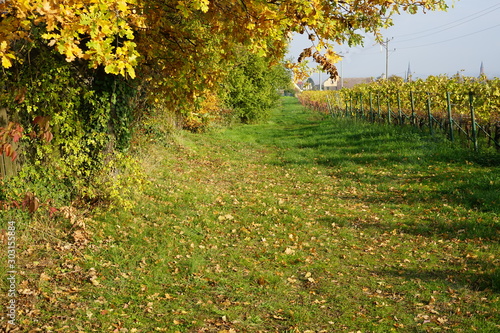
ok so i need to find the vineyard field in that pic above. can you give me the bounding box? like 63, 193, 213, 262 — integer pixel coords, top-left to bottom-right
299, 75, 500, 151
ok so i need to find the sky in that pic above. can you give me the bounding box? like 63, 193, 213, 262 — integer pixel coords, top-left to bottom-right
287, 0, 500, 84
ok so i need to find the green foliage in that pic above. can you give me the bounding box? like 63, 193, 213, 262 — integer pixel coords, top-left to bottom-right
1, 43, 142, 209
225, 53, 291, 123
90, 70, 137, 152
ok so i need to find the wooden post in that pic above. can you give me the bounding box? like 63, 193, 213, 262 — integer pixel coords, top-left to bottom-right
397, 91, 403, 125
446, 92, 454, 142
410, 91, 416, 127
426, 93, 433, 136
469, 92, 479, 151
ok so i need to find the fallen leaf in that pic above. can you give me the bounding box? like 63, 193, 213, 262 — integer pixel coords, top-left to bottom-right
40, 272, 51, 282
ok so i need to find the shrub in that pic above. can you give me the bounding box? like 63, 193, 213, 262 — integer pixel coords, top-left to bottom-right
225, 52, 291, 123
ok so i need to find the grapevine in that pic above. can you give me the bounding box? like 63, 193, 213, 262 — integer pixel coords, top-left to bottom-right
299, 75, 500, 150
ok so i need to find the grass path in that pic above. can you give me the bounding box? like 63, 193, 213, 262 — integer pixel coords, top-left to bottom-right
8, 97, 500, 332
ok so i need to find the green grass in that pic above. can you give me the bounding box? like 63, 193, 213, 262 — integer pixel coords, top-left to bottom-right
3, 97, 500, 332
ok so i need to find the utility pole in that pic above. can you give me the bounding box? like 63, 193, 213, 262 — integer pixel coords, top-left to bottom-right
381, 38, 394, 80
385, 38, 389, 80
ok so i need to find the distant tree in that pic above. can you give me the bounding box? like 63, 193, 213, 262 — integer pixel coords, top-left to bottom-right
388, 75, 405, 83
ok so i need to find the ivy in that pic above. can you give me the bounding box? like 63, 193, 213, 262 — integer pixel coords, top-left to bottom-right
0, 42, 142, 209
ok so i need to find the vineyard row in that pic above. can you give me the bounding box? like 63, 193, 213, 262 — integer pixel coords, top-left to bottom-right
299, 87, 500, 152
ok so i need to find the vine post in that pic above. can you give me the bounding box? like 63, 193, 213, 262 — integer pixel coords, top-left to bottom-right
446, 92, 454, 142
387, 98, 391, 125
426, 92, 434, 136
410, 91, 416, 127
336, 93, 342, 116
469, 92, 479, 152
359, 93, 364, 120
369, 92, 374, 123
349, 94, 353, 117
377, 93, 381, 121
397, 91, 403, 125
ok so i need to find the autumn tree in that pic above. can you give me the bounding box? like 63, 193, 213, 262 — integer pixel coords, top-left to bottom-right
0, 0, 449, 206
1, 0, 449, 95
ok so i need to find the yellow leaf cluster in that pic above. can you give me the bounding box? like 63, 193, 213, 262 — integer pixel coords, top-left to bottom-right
0, 0, 448, 94
1, 0, 141, 75
0, 41, 15, 68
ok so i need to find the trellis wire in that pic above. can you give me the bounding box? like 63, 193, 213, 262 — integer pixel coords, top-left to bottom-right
321, 91, 500, 152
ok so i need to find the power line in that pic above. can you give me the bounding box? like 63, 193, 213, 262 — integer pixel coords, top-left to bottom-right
396, 23, 500, 50
393, 3, 500, 39
395, 4, 500, 43
345, 3, 500, 56
334, 2, 500, 74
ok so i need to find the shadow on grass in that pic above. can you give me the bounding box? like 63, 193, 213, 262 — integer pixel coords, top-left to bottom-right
318, 215, 500, 294
401, 217, 500, 242
319, 214, 500, 243
237, 98, 500, 241
271, 106, 497, 196
375, 266, 500, 294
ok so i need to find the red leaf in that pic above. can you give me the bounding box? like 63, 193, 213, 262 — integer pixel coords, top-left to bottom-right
14, 87, 26, 104
43, 131, 54, 142
4, 143, 12, 156
12, 132, 22, 143
48, 206, 58, 218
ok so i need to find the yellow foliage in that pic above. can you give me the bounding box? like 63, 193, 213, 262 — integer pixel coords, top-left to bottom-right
182, 90, 228, 132
0, 0, 448, 78
1, 0, 141, 75
0, 0, 448, 126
